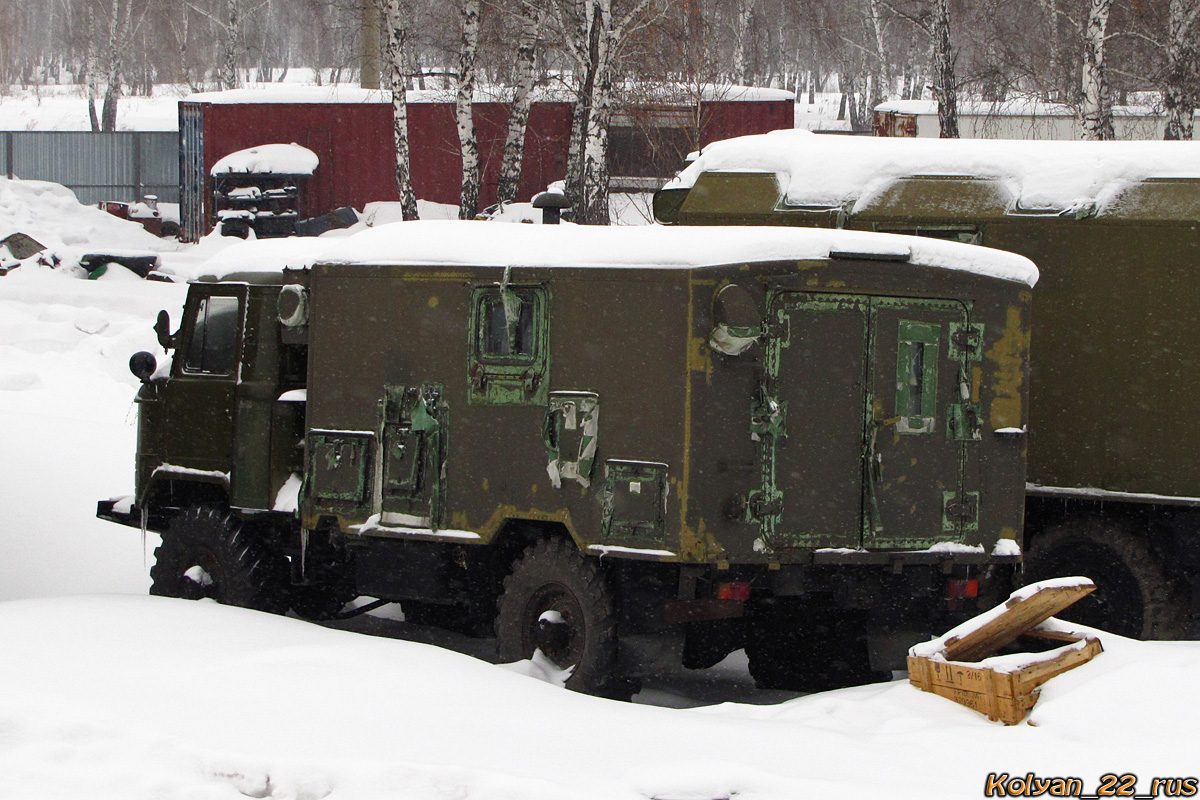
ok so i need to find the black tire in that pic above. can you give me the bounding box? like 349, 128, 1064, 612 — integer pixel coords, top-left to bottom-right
150, 505, 289, 614
289, 582, 356, 621
495, 538, 619, 695
745, 602, 880, 692
1024, 521, 1187, 639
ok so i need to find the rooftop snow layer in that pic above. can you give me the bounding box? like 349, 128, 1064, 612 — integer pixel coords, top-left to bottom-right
211, 143, 319, 176
187, 83, 793, 106
874, 98, 1199, 118
664, 129, 1200, 215
316, 220, 1038, 286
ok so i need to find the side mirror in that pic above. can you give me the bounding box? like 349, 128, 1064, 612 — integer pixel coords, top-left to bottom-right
153, 309, 174, 351
129, 351, 158, 382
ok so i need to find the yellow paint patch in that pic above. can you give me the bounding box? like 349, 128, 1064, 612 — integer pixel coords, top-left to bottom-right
481, 478, 489, 492
427, 295, 439, 307
986, 305, 1030, 429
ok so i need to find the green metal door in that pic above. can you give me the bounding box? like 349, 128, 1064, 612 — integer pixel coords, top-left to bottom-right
756, 293, 870, 549
756, 293, 974, 551
866, 299, 975, 548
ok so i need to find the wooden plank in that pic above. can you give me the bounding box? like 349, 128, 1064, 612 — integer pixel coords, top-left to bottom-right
1012, 637, 1103, 694
941, 583, 1095, 662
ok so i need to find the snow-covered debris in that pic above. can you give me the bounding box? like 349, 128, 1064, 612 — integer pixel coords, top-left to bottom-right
210, 143, 319, 176
0, 178, 171, 253
666, 129, 1200, 215
320, 219, 1039, 286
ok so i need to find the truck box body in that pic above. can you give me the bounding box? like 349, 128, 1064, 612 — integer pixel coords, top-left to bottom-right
300, 223, 1033, 566
654, 131, 1200, 637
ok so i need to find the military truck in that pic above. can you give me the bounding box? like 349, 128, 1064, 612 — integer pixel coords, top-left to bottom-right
653, 129, 1200, 640
98, 220, 1036, 694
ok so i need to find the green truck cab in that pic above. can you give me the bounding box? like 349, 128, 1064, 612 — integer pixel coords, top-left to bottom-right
655, 129, 1200, 640
100, 220, 1036, 694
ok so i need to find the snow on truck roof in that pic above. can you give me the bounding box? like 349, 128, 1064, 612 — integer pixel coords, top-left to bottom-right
664, 129, 1200, 216
210, 143, 319, 176
260, 221, 1033, 286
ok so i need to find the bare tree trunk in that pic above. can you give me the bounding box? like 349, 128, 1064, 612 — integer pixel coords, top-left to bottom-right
361, 0, 381, 89
383, 0, 419, 220
1162, 0, 1199, 140
867, 0, 889, 110
496, 12, 541, 204
455, 0, 481, 218
577, 0, 611, 225
220, 0, 240, 90
930, 0, 959, 138
730, 0, 755, 84
84, 5, 101, 132
1080, 0, 1114, 139
100, 0, 132, 132
554, 0, 652, 225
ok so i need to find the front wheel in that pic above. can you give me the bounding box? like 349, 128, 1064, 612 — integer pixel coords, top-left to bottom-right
149, 505, 289, 614
495, 538, 618, 695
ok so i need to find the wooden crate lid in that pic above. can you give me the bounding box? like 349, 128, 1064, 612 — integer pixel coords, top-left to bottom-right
939, 578, 1095, 663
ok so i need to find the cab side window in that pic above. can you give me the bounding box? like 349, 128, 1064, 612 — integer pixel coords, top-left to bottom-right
183, 295, 241, 375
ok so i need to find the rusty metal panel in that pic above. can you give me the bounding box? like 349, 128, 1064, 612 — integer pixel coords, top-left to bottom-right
179, 103, 207, 242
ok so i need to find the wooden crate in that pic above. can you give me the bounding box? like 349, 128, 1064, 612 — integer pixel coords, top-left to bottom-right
907, 581, 1103, 725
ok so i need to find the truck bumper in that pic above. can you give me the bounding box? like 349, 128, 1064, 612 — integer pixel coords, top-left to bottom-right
96, 497, 143, 530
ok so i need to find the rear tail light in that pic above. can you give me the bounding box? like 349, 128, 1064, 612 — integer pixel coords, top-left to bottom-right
717, 581, 751, 601
947, 578, 979, 598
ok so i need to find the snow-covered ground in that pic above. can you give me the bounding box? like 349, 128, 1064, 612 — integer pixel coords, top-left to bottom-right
3, 175, 1199, 798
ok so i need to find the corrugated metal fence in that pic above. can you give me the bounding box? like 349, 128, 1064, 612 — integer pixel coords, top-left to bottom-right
1, 131, 178, 205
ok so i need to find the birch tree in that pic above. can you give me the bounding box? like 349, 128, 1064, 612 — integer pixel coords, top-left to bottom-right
555, 0, 657, 226
729, 0, 755, 84
1080, 0, 1114, 139
881, 0, 958, 136
496, 5, 543, 205
866, 0, 892, 110
1161, 0, 1200, 140
99, 0, 133, 131
928, 0, 959, 137
383, 0, 419, 220
455, 0, 481, 219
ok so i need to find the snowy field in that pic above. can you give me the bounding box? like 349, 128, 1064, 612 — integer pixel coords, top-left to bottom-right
3, 176, 1200, 798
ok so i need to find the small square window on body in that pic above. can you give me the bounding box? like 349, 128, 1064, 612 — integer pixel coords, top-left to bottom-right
468, 285, 549, 405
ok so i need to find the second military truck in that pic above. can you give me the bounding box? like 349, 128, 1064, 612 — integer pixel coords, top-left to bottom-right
99, 221, 1037, 695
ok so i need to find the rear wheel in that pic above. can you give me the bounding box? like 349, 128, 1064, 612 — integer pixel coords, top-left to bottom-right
150, 505, 289, 614
495, 538, 619, 695
1024, 521, 1187, 639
